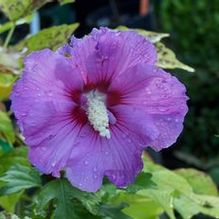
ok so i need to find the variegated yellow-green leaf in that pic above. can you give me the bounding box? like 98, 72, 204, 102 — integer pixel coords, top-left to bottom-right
0, 111, 15, 144
0, 192, 23, 213
0, 74, 17, 101
174, 194, 219, 219
58, 0, 75, 5
135, 29, 170, 43
112, 193, 163, 219
175, 168, 218, 196
0, 0, 52, 21
117, 26, 194, 72
141, 157, 219, 219
0, 47, 22, 74
156, 42, 195, 72
15, 23, 79, 53
138, 189, 175, 219
117, 25, 170, 43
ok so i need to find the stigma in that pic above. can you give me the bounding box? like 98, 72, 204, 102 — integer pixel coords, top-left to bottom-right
86, 90, 111, 139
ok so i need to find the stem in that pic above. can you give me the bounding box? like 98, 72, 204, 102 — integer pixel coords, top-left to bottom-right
3, 24, 15, 48
46, 201, 54, 219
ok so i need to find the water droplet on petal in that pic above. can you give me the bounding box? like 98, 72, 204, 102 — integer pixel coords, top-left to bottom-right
153, 68, 157, 73
84, 177, 88, 182
84, 160, 89, 165
158, 107, 168, 112
145, 88, 152, 95
112, 174, 116, 180
122, 134, 126, 138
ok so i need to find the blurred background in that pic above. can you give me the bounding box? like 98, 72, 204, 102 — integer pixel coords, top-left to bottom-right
1, 0, 219, 184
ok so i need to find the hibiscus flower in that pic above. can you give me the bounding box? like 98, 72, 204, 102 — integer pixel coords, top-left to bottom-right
11, 27, 188, 192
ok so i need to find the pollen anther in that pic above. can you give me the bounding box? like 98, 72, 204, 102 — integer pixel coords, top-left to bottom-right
86, 91, 111, 139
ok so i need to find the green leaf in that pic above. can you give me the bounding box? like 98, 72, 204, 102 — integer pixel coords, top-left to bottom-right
0, 111, 15, 144
143, 158, 193, 195
117, 26, 170, 43
99, 203, 131, 219
0, 147, 29, 176
174, 194, 219, 219
0, 0, 51, 21
173, 195, 202, 219
111, 193, 163, 219
156, 42, 195, 72
196, 195, 219, 217
126, 172, 155, 193
15, 23, 79, 53
0, 164, 41, 195
0, 74, 17, 101
138, 189, 175, 219
142, 158, 219, 219
0, 192, 22, 212
0, 15, 33, 34
0, 212, 31, 219
175, 168, 218, 196
35, 179, 101, 219
0, 139, 12, 153
58, 0, 75, 5
0, 147, 28, 213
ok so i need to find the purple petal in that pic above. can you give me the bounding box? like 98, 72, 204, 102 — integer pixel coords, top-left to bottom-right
109, 105, 159, 146
68, 27, 157, 84
109, 64, 188, 150
11, 49, 85, 177
11, 49, 83, 131
57, 44, 74, 57
149, 114, 185, 151
23, 100, 87, 177
66, 123, 143, 192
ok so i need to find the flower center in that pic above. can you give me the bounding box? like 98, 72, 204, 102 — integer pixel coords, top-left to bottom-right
86, 90, 111, 139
